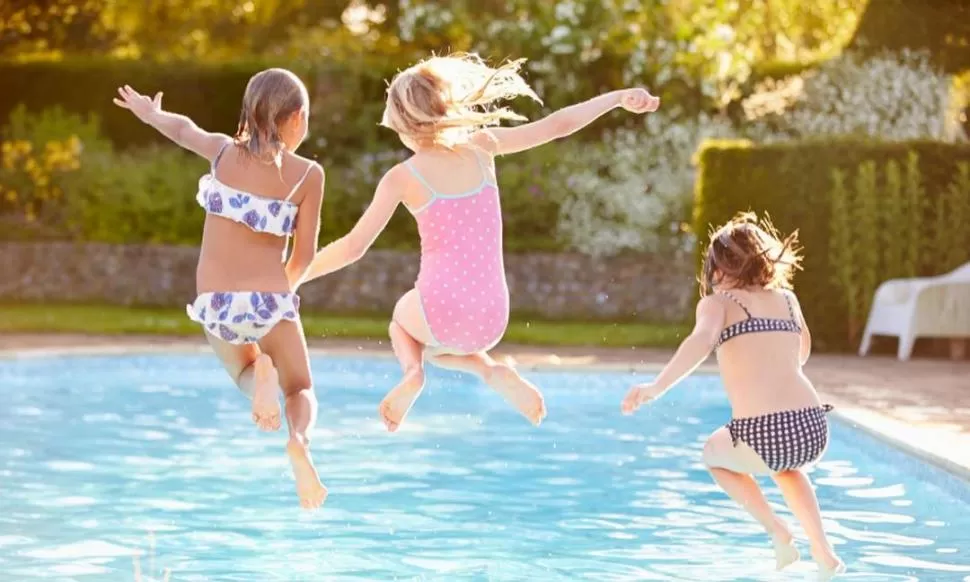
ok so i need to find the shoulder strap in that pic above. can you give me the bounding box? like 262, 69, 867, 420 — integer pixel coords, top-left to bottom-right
211, 141, 231, 171
471, 147, 491, 177
781, 290, 800, 325
284, 162, 316, 201
719, 291, 752, 319
404, 159, 438, 197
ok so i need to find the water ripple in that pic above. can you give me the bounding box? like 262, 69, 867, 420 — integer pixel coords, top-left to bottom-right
0, 354, 967, 581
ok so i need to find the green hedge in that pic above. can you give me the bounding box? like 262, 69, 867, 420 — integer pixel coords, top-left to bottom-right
694, 139, 970, 351
0, 58, 406, 160
0, 59, 266, 149
0, 104, 567, 251
848, 0, 970, 73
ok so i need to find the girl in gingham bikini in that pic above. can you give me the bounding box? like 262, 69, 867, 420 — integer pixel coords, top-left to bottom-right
299, 52, 659, 431
622, 212, 845, 580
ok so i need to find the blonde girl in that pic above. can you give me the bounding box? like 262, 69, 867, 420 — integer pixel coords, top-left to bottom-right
622, 212, 845, 580
299, 53, 659, 432
113, 69, 327, 509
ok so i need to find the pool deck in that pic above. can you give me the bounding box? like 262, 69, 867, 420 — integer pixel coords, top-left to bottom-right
2, 333, 969, 479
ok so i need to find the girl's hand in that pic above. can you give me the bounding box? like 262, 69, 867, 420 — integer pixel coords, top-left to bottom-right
621, 382, 664, 415
113, 85, 163, 124
620, 88, 660, 114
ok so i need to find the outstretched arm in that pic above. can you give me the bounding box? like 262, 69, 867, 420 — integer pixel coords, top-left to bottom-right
472, 88, 659, 156
621, 296, 724, 414
297, 165, 405, 286
113, 85, 229, 162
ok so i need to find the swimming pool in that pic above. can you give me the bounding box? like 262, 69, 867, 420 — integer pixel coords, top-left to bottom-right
0, 354, 968, 581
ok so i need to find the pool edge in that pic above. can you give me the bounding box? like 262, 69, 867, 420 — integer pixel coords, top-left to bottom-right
826, 394, 970, 482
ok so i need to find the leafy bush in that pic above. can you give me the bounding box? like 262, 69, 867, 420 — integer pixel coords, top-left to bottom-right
741, 50, 966, 142
0, 106, 102, 237
0, 107, 573, 252
0, 59, 271, 150
556, 112, 735, 257
694, 138, 970, 351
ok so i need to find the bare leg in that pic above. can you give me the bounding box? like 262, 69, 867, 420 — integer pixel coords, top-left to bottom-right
772, 470, 844, 579
703, 428, 800, 571
258, 320, 326, 509
428, 351, 546, 425
377, 290, 434, 432
379, 320, 427, 432
204, 332, 280, 431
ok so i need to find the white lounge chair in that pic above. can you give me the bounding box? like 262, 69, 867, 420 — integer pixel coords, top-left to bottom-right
859, 262, 970, 360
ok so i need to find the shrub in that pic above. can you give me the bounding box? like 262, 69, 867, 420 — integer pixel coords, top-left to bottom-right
0, 59, 270, 150
741, 50, 966, 142
0, 107, 573, 252
556, 112, 735, 257
0, 106, 104, 238
694, 138, 970, 351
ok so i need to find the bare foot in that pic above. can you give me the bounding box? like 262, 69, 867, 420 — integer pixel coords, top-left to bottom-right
286, 437, 327, 509
251, 354, 281, 431
816, 560, 846, 581
773, 537, 800, 571
771, 519, 800, 571
812, 546, 845, 581
378, 367, 425, 432
486, 364, 546, 425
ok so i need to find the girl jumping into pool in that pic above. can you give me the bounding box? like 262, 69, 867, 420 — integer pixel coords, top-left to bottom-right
113, 70, 327, 509
298, 52, 659, 431
621, 212, 845, 580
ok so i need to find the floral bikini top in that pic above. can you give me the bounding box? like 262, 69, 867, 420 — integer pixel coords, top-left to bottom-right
196, 142, 311, 237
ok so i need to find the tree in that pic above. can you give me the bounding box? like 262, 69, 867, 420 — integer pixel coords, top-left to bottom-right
0, 0, 116, 56
849, 0, 970, 73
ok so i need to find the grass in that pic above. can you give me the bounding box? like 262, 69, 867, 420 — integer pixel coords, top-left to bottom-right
0, 303, 690, 348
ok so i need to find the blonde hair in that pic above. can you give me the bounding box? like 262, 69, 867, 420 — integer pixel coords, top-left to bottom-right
381, 52, 542, 147
234, 68, 309, 165
700, 212, 803, 296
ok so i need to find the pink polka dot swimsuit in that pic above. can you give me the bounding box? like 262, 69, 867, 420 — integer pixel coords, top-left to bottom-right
406, 152, 510, 354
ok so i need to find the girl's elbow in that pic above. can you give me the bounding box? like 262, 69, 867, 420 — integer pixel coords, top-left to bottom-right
344, 238, 369, 263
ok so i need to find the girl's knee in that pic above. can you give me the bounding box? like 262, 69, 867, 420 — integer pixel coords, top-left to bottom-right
280, 376, 313, 398
702, 433, 734, 469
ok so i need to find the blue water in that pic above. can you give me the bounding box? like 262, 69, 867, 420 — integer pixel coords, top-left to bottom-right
0, 354, 969, 582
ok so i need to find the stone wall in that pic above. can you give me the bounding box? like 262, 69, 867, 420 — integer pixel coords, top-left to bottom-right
0, 242, 695, 321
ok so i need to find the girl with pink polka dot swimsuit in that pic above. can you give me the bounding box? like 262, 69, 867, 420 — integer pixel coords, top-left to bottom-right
299, 52, 660, 433
408, 151, 508, 354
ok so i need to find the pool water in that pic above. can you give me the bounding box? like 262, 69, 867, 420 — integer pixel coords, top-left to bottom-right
1, 354, 969, 581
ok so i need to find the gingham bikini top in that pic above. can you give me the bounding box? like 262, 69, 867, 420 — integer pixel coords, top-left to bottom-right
196, 143, 310, 237
716, 291, 802, 348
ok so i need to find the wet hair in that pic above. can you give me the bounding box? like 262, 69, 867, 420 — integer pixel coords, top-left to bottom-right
233, 68, 309, 166
700, 211, 802, 296
381, 52, 542, 147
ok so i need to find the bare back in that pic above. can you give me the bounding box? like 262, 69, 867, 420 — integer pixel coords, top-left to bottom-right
714, 289, 821, 417
197, 145, 319, 293
398, 146, 496, 212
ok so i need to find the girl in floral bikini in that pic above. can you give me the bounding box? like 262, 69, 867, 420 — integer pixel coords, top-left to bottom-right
299, 53, 659, 432
113, 69, 327, 509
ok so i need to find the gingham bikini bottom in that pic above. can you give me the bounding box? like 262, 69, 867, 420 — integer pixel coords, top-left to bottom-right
727, 405, 834, 472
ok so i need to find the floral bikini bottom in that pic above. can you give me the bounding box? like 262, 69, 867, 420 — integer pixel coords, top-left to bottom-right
186, 291, 301, 345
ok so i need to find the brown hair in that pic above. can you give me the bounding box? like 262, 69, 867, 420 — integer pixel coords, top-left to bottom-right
233, 68, 309, 165
700, 211, 802, 296
381, 52, 542, 147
